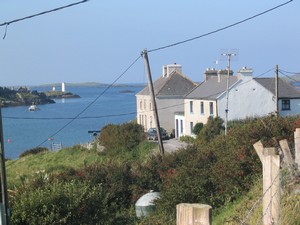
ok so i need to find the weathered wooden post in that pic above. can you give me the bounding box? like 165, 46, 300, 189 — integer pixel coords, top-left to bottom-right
254, 141, 280, 225
176, 203, 212, 225
294, 128, 300, 170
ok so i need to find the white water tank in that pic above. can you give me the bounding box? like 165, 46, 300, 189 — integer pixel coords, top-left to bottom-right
135, 191, 160, 218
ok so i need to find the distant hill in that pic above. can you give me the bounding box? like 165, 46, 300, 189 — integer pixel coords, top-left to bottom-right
31, 82, 146, 88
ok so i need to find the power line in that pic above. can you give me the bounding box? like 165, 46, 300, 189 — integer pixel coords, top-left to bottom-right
0, 0, 89, 27
1, 0, 89, 39
35, 55, 141, 147
278, 70, 299, 82
278, 69, 300, 74
148, 0, 293, 53
3, 111, 137, 120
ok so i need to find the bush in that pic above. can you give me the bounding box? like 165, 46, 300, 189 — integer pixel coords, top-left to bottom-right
199, 117, 224, 142
19, 147, 49, 158
193, 122, 204, 135
98, 122, 145, 152
179, 135, 195, 144
11, 162, 136, 225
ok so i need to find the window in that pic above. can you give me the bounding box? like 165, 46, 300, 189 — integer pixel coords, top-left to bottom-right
209, 102, 214, 115
190, 122, 194, 134
180, 120, 183, 133
282, 99, 290, 110
144, 100, 146, 110
190, 101, 193, 114
200, 101, 204, 115
140, 100, 142, 110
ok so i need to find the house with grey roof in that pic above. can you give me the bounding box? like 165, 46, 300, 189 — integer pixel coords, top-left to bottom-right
217, 67, 300, 120
176, 68, 237, 138
136, 64, 196, 133
176, 66, 300, 138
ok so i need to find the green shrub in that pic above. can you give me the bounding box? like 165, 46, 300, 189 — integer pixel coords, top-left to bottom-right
98, 122, 145, 152
193, 122, 204, 135
199, 117, 224, 142
11, 163, 136, 225
179, 135, 195, 144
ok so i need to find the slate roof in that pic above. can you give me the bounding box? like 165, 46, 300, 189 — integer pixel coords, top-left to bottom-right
136, 70, 196, 98
254, 78, 300, 98
185, 76, 238, 100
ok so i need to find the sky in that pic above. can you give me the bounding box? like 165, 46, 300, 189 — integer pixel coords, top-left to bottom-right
0, 0, 299, 86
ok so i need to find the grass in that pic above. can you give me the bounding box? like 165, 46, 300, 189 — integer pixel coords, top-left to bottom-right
6, 141, 157, 188
213, 175, 300, 225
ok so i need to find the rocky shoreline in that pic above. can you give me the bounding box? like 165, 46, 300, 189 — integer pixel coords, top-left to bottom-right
0, 86, 80, 107
43, 91, 80, 99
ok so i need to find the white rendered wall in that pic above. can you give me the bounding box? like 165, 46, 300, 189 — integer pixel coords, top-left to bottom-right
217, 79, 276, 121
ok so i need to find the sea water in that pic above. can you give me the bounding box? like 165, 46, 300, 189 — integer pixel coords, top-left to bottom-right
2, 85, 143, 159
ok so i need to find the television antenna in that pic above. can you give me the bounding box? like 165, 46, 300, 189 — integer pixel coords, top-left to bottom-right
220, 49, 238, 135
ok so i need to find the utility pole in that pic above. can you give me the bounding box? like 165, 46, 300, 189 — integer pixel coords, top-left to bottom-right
0, 102, 9, 225
275, 65, 279, 117
142, 49, 165, 155
221, 52, 236, 135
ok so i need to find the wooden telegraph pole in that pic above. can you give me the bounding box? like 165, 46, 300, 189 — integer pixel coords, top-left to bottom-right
275, 65, 279, 117
0, 103, 9, 225
142, 49, 165, 155
221, 52, 236, 135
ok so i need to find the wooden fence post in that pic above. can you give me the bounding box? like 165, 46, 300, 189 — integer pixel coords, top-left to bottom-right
294, 128, 300, 170
177, 203, 212, 225
254, 142, 280, 225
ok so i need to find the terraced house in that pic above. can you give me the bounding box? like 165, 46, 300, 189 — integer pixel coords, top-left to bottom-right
175, 68, 236, 138
175, 66, 300, 139
136, 64, 196, 134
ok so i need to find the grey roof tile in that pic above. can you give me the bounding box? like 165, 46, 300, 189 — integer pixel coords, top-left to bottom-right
136, 70, 196, 97
254, 78, 300, 98
185, 76, 238, 100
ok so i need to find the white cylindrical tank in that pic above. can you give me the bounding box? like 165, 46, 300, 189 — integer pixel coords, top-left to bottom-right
135, 191, 160, 218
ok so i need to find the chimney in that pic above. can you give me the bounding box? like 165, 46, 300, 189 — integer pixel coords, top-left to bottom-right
162, 63, 182, 77
204, 68, 218, 81
237, 67, 253, 80
217, 69, 233, 82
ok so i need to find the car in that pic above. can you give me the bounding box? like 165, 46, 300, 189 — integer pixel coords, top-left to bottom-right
147, 128, 158, 140
147, 127, 169, 140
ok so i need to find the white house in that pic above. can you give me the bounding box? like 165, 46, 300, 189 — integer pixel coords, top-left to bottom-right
178, 68, 236, 138
217, 67, 300, 120
176, 66, 300, 138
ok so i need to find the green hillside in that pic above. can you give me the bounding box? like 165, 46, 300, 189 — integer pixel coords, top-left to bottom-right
5, 118, 300, 224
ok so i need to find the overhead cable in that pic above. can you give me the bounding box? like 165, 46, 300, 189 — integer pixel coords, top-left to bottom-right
278, 70, 299, 82
148, 0, 293, 53
0, 0, 89, 27
35, 55, 141, 147
1, 0, 89, 39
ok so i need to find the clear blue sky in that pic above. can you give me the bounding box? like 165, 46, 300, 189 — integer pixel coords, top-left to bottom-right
0, 0, 299, 86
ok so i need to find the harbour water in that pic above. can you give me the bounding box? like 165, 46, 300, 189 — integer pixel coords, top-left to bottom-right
2, 85, 143, 159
